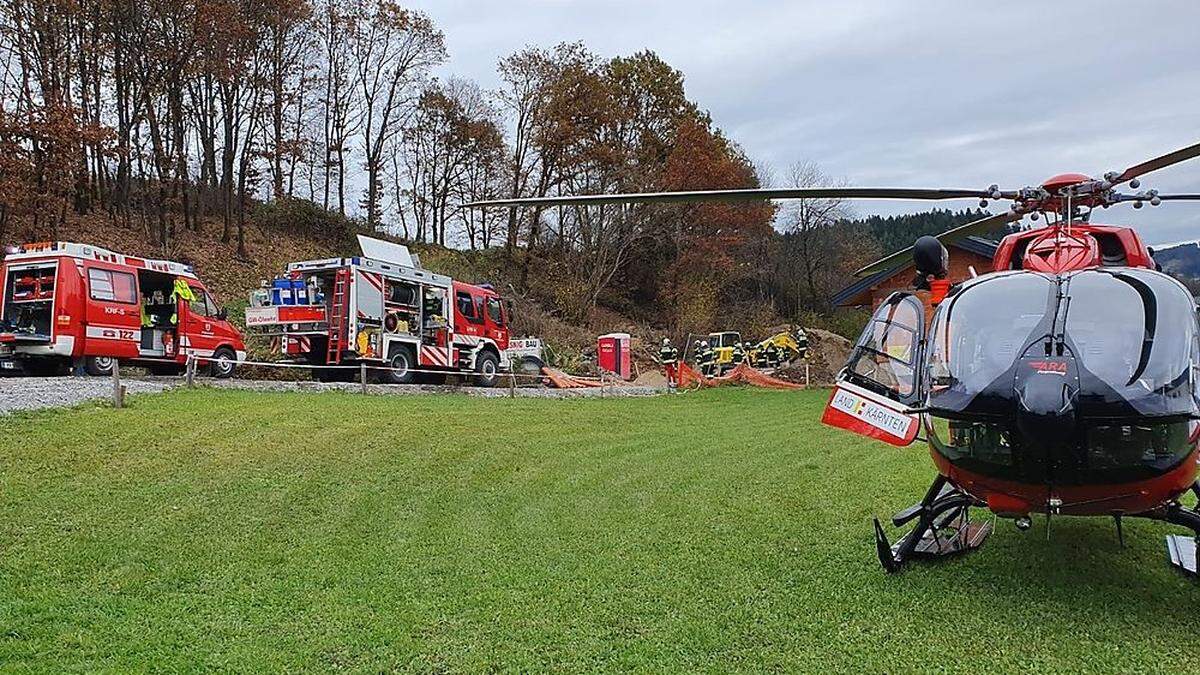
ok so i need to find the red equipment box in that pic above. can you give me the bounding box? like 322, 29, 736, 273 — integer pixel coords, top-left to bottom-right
597, 332, 631, 380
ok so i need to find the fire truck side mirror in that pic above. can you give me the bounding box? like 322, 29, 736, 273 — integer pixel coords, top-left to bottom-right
216, 308, 228, 321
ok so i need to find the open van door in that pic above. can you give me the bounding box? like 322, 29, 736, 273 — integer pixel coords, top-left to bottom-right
821, 292, 925, 447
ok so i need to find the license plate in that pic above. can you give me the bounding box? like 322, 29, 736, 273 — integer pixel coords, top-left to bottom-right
1, 361, 16, 370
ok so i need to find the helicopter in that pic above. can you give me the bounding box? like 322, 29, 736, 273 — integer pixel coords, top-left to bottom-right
468, 141, 1200, 580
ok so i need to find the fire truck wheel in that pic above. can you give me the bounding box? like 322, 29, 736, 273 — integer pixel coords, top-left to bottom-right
210, 348, 237, 379
84, 355, 116, 377
382, 347, 416, 385
473, 351, 501, 387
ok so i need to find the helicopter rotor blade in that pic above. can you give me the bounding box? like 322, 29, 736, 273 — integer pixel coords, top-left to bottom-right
852, 210, 1022, 278
466, 186, 997, 209
1110, 192, 1200, 204
1113, 141, 1200, 184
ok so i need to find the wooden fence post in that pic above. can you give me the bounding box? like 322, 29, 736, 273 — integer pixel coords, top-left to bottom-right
508, 371, 516, 398
111, 361, 124, 409
186, 355, 196, 387
360, 362, 368, 394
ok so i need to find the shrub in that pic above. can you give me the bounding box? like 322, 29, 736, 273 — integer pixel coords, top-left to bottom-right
252, 198, 367, 247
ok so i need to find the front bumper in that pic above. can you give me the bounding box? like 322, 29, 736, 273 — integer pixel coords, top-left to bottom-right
0, 348, 21, 374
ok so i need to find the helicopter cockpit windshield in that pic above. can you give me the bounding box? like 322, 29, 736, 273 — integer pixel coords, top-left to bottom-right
925, 268, 1200, 419
926, 272, 1053, 415
1063, 268, 1199, 418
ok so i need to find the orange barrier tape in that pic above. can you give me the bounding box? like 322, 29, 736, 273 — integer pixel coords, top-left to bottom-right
678, 362, 804, 390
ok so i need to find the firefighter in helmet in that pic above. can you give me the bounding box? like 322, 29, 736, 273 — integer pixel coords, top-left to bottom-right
763, 342, 779, 369
697, 340, 715, 377
731, 341, 747, 367
658, 337, 679, 390
795, 327, 809, 360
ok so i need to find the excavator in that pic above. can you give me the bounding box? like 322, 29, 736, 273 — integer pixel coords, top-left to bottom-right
751, 327, 809, 369
704, 327, 808, 375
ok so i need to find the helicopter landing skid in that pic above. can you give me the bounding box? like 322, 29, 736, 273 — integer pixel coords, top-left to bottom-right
1162, 499, 1200, 578
1166, 536, 1197, 577
874, 475, 991, 573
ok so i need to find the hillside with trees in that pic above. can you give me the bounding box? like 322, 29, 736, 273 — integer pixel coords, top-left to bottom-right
0, 0, 999, 349
1154, 241, 1200, 281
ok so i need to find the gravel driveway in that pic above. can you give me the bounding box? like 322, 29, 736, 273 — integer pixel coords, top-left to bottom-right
0, 375, 663, 415
0, 376, 172, 414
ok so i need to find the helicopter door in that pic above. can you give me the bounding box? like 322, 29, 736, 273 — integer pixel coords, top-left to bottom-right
821, 292, 925, 447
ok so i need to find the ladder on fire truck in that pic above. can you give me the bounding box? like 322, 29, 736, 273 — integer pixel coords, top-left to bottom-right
326, 268, 351, 364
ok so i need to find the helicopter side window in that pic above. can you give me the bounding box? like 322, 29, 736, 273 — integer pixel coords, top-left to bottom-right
847, 294, 921, 398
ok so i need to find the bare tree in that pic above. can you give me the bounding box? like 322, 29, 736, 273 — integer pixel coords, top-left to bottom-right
398, 77, 502, 246
347, 0, 444, 230
778, 162, 853, 310
262, 0, 314, 201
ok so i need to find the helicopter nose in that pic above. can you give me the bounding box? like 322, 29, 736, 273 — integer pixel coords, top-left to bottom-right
1014, 356, 1079, 449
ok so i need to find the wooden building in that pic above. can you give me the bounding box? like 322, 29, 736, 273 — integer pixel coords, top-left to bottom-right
831, 236, 998, 309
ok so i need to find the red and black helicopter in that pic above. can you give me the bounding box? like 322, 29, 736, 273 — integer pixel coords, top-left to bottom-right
470, 141, 1200, 579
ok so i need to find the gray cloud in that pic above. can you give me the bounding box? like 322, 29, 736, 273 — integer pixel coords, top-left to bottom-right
409, 0, 1200, 245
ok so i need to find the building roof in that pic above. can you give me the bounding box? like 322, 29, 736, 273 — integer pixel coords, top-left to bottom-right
830, 236, 999, 308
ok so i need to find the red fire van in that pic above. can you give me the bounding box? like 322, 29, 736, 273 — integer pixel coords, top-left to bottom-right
0, 241, 245, 376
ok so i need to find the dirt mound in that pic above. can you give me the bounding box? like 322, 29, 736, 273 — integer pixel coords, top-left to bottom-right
775, 328, 852, 387
631, 369, 666, 387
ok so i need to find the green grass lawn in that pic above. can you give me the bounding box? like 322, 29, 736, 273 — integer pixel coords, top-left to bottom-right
1, 387, 1197, 672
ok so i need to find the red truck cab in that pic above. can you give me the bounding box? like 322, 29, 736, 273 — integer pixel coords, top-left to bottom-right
0, 241, 245, 376
451, 280, 510, 351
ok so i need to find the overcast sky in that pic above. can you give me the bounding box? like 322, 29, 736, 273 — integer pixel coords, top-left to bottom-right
407, 0, 1200, 246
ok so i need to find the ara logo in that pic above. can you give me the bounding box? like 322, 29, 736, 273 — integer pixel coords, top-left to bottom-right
1028, 360, 1068, 375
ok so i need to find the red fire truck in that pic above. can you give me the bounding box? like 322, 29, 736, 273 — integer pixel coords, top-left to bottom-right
246, 236, 511, 385
0, 241, 246, 377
